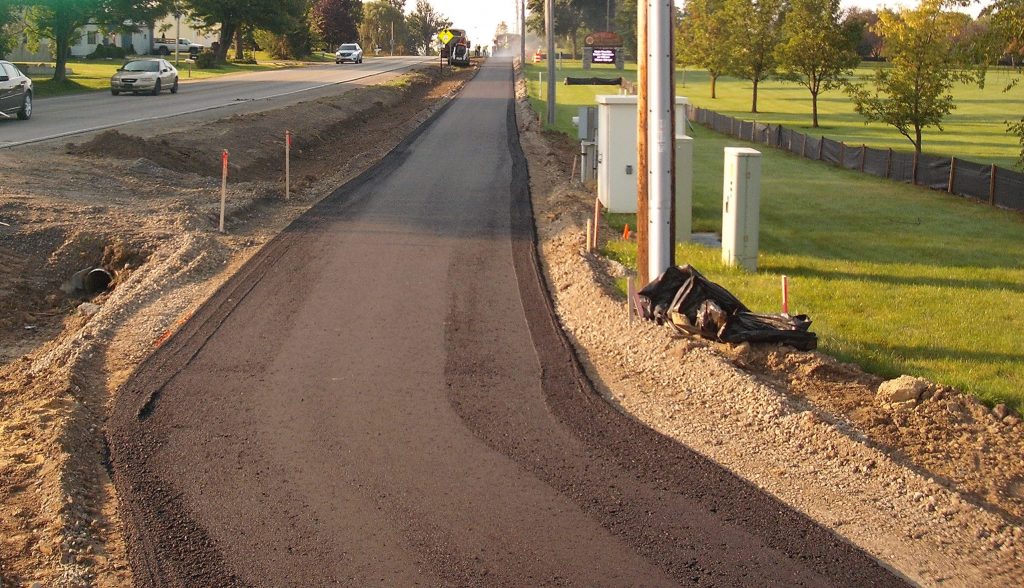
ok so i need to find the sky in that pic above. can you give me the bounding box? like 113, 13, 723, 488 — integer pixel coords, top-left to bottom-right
413, 0, 990, 49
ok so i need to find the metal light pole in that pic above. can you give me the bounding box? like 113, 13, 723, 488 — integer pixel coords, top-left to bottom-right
545, 0, 555, 126
648, 0, 676, 279
174, 10, 181, 66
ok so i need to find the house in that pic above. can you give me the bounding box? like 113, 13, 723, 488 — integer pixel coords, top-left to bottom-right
68, 23, 153, 57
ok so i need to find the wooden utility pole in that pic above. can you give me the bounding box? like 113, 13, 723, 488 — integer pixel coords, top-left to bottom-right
545, 0, 556, 126
637, 0, 649, 286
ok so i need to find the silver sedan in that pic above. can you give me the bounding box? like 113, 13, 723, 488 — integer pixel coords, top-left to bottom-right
110, 59, 179, 96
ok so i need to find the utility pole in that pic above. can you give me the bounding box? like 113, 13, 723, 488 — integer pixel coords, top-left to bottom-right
648, 0, 676, 281
636, 0, 649, 286
174, 6, 181, 66
545, 0, 556, 126
520, 0, 526, 65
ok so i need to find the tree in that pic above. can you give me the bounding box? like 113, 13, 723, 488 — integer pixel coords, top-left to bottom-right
311, 0, 362, 49
985, 0, 1024, 167
677, 0, 731, 98
0, 0, 17, 59
359, 0, 407, 54
724, 0, 788, 113
775, 0, 858, 127
846, 0, 983, 155
22, 0, 102, 82
406, 0, 448, 55
613, 0, 636, 59
843, 7, 881, 60
184, 0, 305, 62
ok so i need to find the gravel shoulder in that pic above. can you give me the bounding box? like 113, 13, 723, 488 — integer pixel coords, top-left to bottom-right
0, 58, 1020, 587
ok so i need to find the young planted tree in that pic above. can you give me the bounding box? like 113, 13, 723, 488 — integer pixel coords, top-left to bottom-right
311, 0, 363, 50
985, 0, 1024, 167
846, 0, 983, 155
406, 0, 449, 55
677, 0, 730, 98
724, 0, 787, 113
775, 0, 858, 127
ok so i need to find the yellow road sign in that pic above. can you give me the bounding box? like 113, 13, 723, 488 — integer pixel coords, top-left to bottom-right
438, 29, 454, 45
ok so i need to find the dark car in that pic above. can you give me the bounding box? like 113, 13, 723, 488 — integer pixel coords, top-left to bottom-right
0, 60, 33, 120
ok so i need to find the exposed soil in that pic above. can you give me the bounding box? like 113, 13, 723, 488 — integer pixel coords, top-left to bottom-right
0, 63, 477, 587
0, 56, 1021, 588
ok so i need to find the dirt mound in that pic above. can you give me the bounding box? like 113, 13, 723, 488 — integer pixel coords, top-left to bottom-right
748, 347, 1024, 523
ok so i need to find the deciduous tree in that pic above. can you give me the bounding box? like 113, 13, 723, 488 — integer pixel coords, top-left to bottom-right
406, 0, 448, 55
846, 0, 983, 155
184, 0, 305, 62
677, 0, 730, 98
775, 0, 858, 127
359, 0, 407, 54
311, 0, 362, 50
724, 0, 788, 113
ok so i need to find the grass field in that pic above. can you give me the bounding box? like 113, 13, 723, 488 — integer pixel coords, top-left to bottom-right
525, 60, 1024, 169
22, 58, 290, 99
524, 61, 1024, 411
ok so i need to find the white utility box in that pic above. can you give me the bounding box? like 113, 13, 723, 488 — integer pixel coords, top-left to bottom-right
596, 95, 690, 213
675, 135, 693, 242
721, 147, 762, 272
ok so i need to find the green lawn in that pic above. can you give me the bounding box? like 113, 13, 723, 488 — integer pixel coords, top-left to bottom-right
525, 60, 1024, 169
22, 58, 291, 99
525, 62, 1024, 411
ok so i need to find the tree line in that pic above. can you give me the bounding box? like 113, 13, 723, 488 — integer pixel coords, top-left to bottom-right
0, 0, 452, 80
525, 0, 1022, 162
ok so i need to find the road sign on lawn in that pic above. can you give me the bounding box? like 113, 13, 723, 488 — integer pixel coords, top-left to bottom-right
438, 29, 454, 45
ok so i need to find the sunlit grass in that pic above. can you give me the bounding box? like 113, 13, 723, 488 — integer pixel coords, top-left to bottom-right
525, 68, 1024, 411
524, 60, 1024, 169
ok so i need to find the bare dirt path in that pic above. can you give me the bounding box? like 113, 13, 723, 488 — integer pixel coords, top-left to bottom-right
107, 58, 903, 586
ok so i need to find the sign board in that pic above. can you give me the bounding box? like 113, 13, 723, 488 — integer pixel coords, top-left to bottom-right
584, 31, 624, 48
592, 48, 617, 64
438, 29, 454, 45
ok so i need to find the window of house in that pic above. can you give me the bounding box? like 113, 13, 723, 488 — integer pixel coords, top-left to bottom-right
87, 31, 97, 45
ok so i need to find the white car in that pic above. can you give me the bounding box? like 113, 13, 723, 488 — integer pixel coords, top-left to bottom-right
110, 59, 179, 96
335, 43, 363, 64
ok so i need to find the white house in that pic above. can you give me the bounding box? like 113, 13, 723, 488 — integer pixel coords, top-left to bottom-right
68, 23, 153, 57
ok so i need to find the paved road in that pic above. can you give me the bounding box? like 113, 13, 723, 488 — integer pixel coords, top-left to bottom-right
109, 58, 908, 586
0, 56, 431, 148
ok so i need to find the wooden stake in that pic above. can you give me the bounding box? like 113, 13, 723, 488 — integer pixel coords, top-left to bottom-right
781, 275, 789, 315
219, 149, 228, 233
860, 145, 866, 172
886, 148, 893, 178
592, 197, 601, 250
990, 164, 997, 205
636, 0, 649, 286
586, 219, 593, 252
285, 130, 291, 200
627, 276, 635, 323
948, 157, 956, 193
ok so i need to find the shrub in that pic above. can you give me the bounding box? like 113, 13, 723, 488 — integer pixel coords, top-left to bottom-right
88, 44, 127, 59
193, 51, 217, 69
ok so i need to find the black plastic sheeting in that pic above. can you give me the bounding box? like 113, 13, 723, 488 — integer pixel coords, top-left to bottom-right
564, 77, 622, 85
638, 265, 818, 351
688, 106, 1024, 214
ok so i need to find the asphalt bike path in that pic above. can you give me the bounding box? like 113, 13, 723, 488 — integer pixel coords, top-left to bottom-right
109, 57, 907, 586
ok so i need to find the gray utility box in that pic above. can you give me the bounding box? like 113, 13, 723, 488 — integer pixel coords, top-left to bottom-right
721, 147, 762, 272
595, 95, 691, 213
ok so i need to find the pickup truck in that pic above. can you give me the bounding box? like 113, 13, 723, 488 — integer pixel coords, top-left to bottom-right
152, 38, 204, 56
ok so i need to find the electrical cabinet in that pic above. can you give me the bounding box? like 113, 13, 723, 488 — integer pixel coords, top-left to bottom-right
721, 147, 762, 272
595, 95, 690, 213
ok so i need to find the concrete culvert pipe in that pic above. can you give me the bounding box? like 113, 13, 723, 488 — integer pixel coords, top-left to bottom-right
84, 268, 112, 293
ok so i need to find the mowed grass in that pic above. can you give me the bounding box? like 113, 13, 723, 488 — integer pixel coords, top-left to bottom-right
524, 60, 1024, 168
25, 58, 289, 98
524, 62, 1024, 411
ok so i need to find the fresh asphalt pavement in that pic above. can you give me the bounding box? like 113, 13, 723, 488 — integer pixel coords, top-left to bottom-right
0, 56, 432, 148
108, 57, 909, 586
